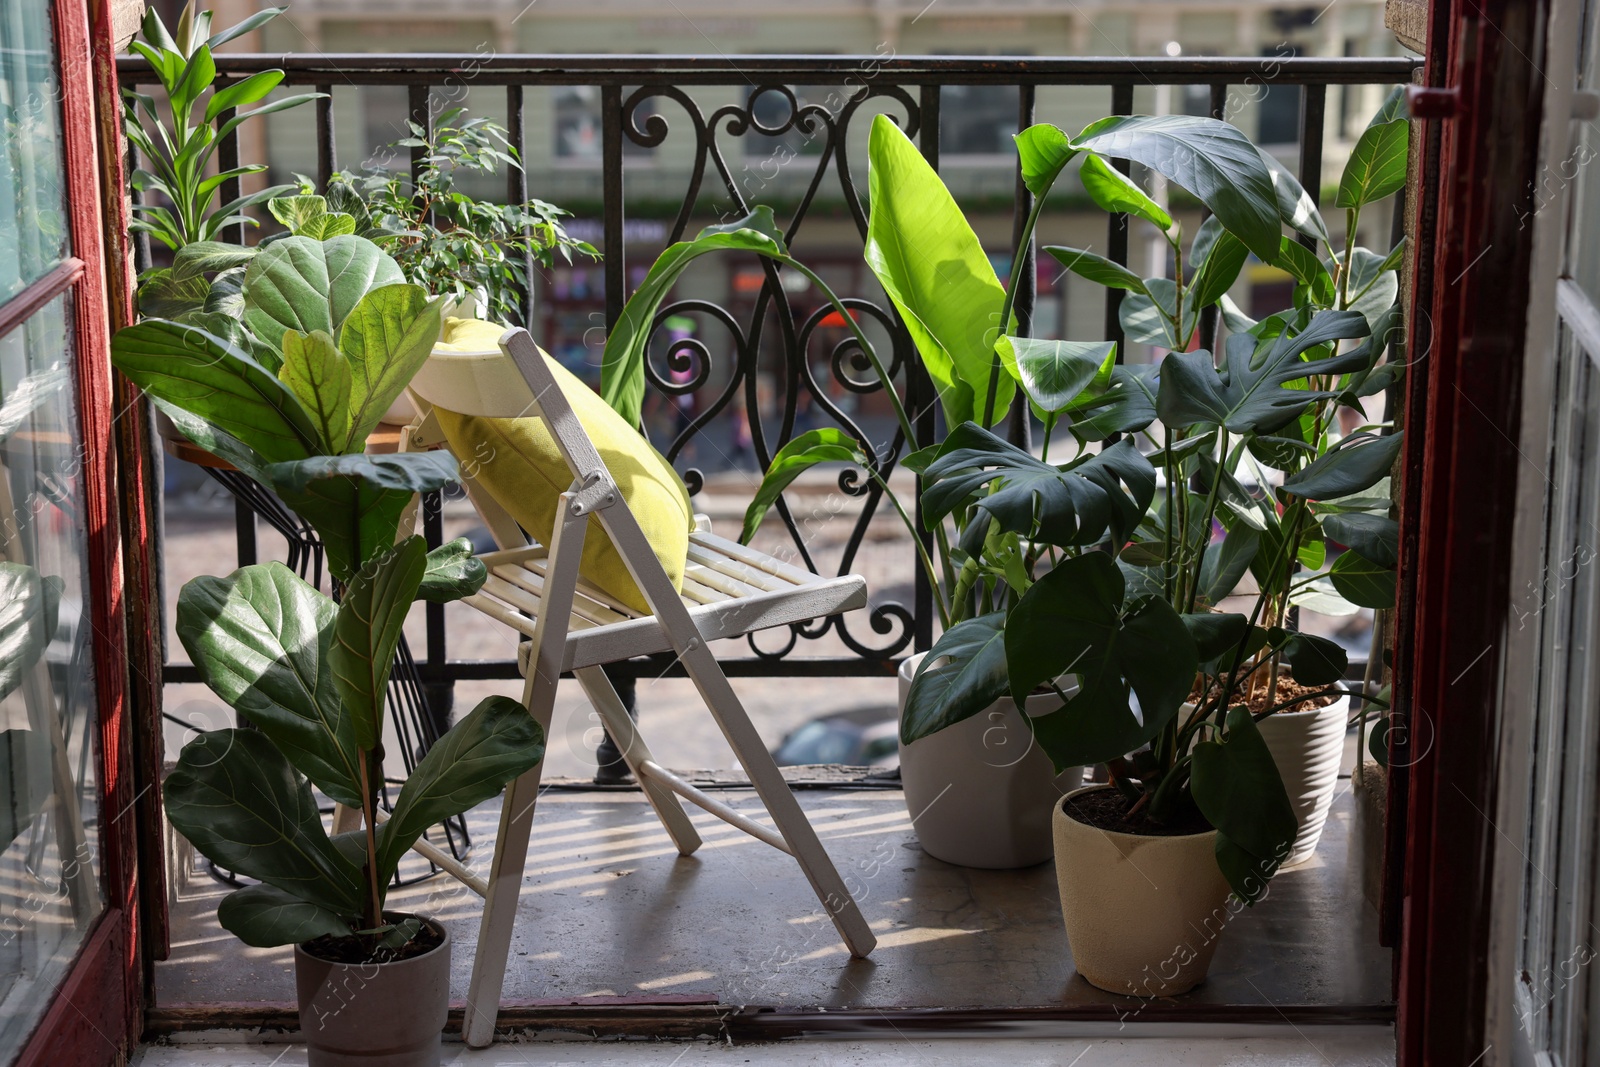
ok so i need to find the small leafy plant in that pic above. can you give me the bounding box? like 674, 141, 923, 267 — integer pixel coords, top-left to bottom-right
293, 108, 598, 324
112, 233, 545, 951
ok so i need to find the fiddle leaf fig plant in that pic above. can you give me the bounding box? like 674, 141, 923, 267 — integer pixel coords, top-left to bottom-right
111, 229, 546, 952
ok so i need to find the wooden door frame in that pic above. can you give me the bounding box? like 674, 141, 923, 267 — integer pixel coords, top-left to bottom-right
7, 0, 151, 1063
1394, 0, 1553, 1063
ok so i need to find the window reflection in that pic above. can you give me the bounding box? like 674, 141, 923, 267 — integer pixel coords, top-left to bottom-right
0, 1, 70, 301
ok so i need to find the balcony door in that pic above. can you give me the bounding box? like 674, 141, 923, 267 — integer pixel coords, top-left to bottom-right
0, 1, 144, 1064
1489, 0, 1600, 1063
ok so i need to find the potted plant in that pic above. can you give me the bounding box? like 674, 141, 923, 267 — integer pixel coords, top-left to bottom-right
975, 100, 1407, 993
111, 234, 545, 1064
124, 4, 322, 316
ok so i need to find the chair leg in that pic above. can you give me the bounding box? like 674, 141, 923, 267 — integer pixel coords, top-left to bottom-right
574, 666, 701, 856
679, 647, 877, 958
462, 668, 552, 1049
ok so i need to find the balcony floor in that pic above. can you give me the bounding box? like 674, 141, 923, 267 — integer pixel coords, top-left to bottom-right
152, 778, 1390, 1035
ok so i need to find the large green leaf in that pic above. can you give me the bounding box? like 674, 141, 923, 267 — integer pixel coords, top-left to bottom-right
1074, 115, 1282, 261
151, 398, 270, 481
1200, 525, 1261, 604
1014, 123, 1079, 198
1341, 248, 1402, 330
1156, 310, 1372, 434
1044, 246, 1147, 294
418, 538, 489, 604
1330, 549, 1397, 609
1001, 337, 1115, 414
922, 424, 1156, 549
1318, 512, 1399, 568
375, 695, 545, 885
264, 450, 460, 495
1271, 630, 1349, 687
901, 612, 1011, 744
1187, 220, 1250, 309
0, 564, 57, 704
864, 115, 1012, 429
1277, 238, 1337, 307
1119, 278, 1199, 349
1078, 153, 1172, 231
1336, 120, 1410, 210
1190, 705, 1297, 902
1061, 363, 1161, 442
1257, 148, 1329, 245
337, 284, 444, 451
601, 207, 790, 427
217, 883, 350, 948
163, 728, 365, 914
330, 536, 429, 751
1280, 431, 1404, 500
111, 319, 323, 463
741, 428, 867, 544
278, 330, 351, 452
176, 564, 364, 808
1007, 552, 1198, 770
241, 235, 404, 349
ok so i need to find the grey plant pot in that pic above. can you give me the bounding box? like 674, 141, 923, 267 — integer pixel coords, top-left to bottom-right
294, 917, 451, 1067
897, 652, 1084, 869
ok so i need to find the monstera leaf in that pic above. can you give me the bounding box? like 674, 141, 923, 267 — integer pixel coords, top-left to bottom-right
1190, 705, 1298, 903
1156, 310, 1372, 434
1006, 552, 1198, 770
901, 612, 1010, 744
921, 423, 1156, 550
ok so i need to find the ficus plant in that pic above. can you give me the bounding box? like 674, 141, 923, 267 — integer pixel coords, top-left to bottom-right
111, 233, 545, 951
123, 4, 321, 257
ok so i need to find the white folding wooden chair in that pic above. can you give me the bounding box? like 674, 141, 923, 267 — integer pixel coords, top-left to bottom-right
402, 327, 876, 1048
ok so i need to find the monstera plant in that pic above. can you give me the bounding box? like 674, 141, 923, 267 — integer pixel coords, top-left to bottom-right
111, 230, 543, 1059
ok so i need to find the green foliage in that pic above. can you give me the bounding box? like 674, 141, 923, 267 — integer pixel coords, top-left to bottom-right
308, 109, 598, 325
123, 4, 321, 252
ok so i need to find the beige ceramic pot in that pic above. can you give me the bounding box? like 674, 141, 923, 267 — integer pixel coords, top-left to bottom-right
1052, 785, 1234, 996
1256, 689, 1351, 868
294, 916, 450, 1067
898, 652, 1083, 869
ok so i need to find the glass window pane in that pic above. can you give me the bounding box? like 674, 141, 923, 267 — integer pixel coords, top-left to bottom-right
0, 1, 70, 301
0, 293, 103, 1052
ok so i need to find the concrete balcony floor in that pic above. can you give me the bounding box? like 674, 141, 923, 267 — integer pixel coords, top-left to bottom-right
149, 775, 1390, 1051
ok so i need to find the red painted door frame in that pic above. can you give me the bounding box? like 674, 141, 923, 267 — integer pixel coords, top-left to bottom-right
8, 0, 150, 1063
1394, 0, 1551, 1063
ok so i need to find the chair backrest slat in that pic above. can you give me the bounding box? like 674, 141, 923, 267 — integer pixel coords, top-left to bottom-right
499, 328, 610, 486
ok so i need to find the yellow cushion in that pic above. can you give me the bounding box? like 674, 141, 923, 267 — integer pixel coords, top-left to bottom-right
431, 318, 692, 615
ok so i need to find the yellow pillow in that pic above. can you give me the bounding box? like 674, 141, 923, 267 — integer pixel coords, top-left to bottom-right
431, 318, 692, 615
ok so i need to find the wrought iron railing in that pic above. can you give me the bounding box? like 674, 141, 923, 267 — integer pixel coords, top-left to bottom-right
120, 53, 1422, 702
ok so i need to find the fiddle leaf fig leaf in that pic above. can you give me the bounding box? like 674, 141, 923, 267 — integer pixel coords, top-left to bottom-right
241, 234, 404, 347
376, 694, 545, 886
176, 563, 364, 808
278, 330, 351, 452
217, 884, 351, 949
337, 283, 444, 450
163, 728, 366, 914
330, 536, 429, 750
417, 537, 488, 604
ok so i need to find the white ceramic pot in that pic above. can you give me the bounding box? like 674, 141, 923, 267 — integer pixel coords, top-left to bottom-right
1256, 689, 1351, 868
897, 652, 1083, 869
1053, 785, 1234, 996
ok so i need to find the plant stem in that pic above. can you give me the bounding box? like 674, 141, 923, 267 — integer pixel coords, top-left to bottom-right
865, 466, 951, 629
982, 194, 1049, 427
1185, 427, 1229, 614
357, 754, 382, 933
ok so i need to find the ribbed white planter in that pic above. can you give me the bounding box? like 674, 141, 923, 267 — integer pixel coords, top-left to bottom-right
897, 652, 1083, 869
1053, 785, 1233, 996
1256, 689, 1351, 868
